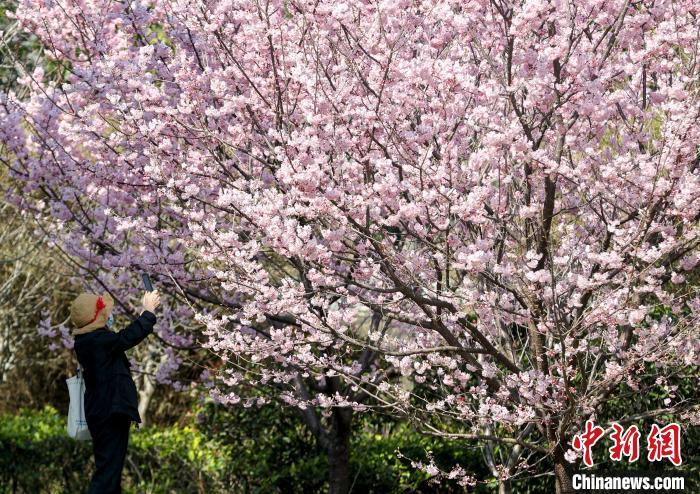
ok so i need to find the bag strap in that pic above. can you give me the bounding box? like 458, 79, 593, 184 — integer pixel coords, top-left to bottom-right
77, 364, 87, 434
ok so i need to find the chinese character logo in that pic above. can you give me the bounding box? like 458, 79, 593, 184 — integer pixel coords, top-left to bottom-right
609, 423, 640, 462
571, 420, 683, 467
647, 423, 682, 466
572, 419, 605, 467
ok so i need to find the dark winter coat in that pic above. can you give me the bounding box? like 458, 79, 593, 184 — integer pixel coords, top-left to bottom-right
73, 311, 156, 428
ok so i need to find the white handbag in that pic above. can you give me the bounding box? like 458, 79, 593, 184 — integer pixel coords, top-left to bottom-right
66, 365, 92, 441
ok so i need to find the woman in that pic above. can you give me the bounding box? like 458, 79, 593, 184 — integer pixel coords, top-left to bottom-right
71, 290, 161, 494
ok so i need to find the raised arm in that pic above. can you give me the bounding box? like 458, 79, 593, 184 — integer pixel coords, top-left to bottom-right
105, 310, 157, 354
105, 291, 161, 354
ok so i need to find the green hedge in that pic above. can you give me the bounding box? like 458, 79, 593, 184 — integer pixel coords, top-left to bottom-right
0, 404, 488, 494
192, 401, 491, 493
0, 405, 233, 494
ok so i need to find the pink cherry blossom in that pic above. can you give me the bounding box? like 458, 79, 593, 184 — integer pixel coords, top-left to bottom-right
2, 1, 699, 492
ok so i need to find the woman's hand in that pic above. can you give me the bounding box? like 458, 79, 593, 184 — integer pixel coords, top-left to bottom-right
141, 290, 161, 314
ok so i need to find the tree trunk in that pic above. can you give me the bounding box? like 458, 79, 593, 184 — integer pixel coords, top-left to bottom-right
137, 372, 155, 426
328, 439, 350, 494
293, 376, 353, 494
553, 449, 574, 494
327, 408, 352, 494
498, 479, 512, 494
136, 349, 163, 427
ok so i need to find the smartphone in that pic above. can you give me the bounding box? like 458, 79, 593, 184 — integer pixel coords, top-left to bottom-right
142, 273, 154, 292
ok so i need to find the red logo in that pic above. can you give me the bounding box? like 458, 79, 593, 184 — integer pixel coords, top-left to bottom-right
570, 421, 683, 466
647, 423, 682, 466
572, 419, 605, 467
609, 423, 641, 462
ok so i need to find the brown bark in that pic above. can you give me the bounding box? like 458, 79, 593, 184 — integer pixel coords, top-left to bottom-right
328, 439, 350, 494
498, 479, 512, 494
553, 447, 574, 494
327, 407, 352, 494
294, 376, 353, 494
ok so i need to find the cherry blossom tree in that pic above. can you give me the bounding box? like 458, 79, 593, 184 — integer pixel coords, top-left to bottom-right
2, 0, 700, 492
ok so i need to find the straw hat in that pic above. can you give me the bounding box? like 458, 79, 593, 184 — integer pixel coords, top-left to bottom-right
70, 293, 115, 336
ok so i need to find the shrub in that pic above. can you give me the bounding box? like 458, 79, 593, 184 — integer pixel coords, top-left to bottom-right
0, 405, 232, 494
